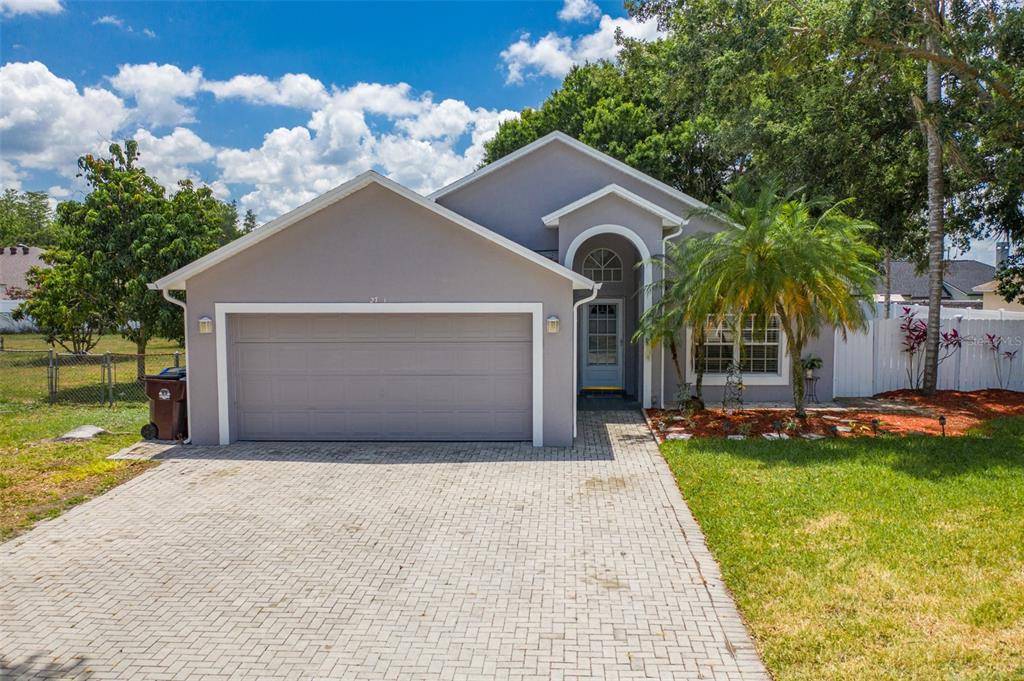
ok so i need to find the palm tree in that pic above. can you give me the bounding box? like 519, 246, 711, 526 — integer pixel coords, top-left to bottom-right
687, 181, 879, 416
634, 236, 723, 408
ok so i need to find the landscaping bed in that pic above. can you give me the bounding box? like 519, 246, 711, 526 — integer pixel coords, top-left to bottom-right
647, 389, 1024, 441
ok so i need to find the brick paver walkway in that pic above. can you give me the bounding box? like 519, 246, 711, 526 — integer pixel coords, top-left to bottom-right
1, 411, 767, 680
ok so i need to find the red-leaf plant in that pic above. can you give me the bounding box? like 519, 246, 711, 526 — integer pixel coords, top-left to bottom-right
899, 307, 963, 389
984, 334, 1019, 389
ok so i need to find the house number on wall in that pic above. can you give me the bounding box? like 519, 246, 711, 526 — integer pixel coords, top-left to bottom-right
369, 297, 387, 303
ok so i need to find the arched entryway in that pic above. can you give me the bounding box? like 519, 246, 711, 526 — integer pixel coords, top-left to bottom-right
565, 225, 653, 408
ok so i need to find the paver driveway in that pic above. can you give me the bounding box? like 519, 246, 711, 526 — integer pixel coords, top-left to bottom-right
1, 411, 767, 680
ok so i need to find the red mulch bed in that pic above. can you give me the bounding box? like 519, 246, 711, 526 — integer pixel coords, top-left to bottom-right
646, 389, 1024, 442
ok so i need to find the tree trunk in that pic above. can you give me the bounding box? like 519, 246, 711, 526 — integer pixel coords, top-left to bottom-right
135, 330, 147, 381
883, 251, 892, 319
693, 326, 705, 400
668, 336, 684, 392
922, 28, 945, 395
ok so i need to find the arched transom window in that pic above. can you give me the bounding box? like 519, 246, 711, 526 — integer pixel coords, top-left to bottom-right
582, 248, 623, 283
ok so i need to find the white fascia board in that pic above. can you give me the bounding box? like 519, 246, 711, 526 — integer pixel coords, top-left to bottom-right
541, 184, 685, 228
429, 131, 710, 214
152, 171, 595, 291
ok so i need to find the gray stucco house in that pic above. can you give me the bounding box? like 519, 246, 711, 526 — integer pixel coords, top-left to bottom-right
152, 132, 834, 447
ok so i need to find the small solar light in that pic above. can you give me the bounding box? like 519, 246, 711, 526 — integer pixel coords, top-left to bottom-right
722, 421, 733, 434
938, 414, 946, 437
829, 424, 839, 437
871, 418, 880, 435
771, 419, 782, 435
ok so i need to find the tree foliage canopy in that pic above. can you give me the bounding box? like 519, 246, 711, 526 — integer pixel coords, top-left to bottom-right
17, 141, 237, 357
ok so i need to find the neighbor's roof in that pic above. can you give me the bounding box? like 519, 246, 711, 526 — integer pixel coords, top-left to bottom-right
541, 184, 686, 228
0, 246, 44, 300
880, 260, 995, 299
151, 172, 596, 291
973, 279, 999, 293
429, 131, 712, 214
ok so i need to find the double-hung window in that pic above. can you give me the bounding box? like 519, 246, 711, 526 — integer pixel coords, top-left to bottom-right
697, 315, 782, 376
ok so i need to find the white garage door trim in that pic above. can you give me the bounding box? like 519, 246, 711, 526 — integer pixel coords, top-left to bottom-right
215, 302, 545, 446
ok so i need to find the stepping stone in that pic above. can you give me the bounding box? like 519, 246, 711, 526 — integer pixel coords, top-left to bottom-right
835, 425, 853, 433
762, 432, 790, 440
54, 425, 109, 442
801, 433, 825, 440
666, 433, 692, 441
727, 435, 746, 441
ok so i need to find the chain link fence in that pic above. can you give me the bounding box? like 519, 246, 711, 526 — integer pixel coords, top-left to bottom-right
0, 348, 184, 404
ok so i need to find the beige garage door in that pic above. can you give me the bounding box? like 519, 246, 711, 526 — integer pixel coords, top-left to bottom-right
230, 313, 532, 441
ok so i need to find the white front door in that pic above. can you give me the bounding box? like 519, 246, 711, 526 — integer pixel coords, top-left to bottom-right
582, 299, 624, 390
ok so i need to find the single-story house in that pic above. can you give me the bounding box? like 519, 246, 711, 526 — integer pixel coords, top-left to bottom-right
0, 245, 44, 332
877, 259, 995, 309
152, 132, 835, 447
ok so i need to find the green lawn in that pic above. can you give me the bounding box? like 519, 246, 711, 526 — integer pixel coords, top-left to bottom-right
662, 418, 1024, 681
0, 332, 182, 354
0, 403, 155, 541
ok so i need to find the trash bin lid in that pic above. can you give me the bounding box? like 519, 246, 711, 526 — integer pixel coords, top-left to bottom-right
158, 367, 187, 379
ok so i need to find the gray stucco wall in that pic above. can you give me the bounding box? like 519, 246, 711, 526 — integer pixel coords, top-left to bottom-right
182, 183, 577, 446
434, 138, 723, 253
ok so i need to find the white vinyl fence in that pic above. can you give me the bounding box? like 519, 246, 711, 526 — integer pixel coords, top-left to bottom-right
834, 305, 1024, 397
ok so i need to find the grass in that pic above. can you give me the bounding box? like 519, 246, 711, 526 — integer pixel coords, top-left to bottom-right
0, 332, 182, 354
0, 333, 184, 403
0, 402, 155, 541
662, 418, 1024, 681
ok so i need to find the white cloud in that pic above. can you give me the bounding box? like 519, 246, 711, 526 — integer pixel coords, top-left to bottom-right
0, 0, 62, 17
396, 98, 475, 140
501, 11, 663, 84
1, 160, 24, 191
0, 61, 128, 174
93, 14, 124, 28
132, 127, 216, 189
558, 0, 600, 22
202, 73, 329, 109
109, 63, 203, 127
575, 14, 663, 62
142, 28, 156, 38
2, 61, 522, 222
332, 82, 428, 117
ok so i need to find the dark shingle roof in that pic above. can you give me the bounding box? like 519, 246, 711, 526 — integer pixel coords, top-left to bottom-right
880, 259, 995, 300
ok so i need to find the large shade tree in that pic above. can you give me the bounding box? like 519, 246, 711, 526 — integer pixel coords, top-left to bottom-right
21, 141, 235, 372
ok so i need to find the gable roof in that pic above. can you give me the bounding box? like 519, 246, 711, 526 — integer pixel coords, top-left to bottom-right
151, 171, 596, 291
429, 131, 711, 213
542, 184, 686, 228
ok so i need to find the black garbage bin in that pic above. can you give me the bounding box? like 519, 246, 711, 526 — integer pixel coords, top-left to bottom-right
142, 369, 187, 440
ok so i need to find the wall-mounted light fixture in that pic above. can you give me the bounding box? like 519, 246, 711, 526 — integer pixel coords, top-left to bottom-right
197, 316, 214, 334
546, 315, 560, 334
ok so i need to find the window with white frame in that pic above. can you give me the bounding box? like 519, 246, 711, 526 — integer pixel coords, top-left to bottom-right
698, 315, 782, 374
581, 248, 623, 283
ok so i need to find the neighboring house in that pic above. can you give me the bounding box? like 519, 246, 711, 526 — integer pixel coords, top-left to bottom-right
152, 132, 836, 447
876, 259, 995, 309
972, 279, 1024, 312
0, 245, 44, 332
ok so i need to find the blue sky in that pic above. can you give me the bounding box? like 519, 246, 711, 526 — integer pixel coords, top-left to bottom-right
1, 0, 662, 218
0, 0, 999, 263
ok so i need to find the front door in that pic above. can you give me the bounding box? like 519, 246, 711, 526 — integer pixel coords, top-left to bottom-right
582, 299, 623, 391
